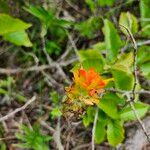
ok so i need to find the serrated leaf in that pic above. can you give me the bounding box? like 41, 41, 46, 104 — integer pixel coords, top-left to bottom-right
98, 93, 119, 119
112, 65, 134, 90
0, 13, 31, 35
119, 12, 138, 35
3, 30, 32, 47
78, 49, 104, 72
103, 19, 122, 62
119, 102, 149, 121
107, 120, 124, 147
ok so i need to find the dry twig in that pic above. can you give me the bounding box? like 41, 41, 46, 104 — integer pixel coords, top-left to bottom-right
0, 96, 36, 122
92, 107, 99, 150
119, 25, 150, 142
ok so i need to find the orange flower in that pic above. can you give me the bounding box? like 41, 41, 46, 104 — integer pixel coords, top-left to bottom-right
65, 67, 113, 106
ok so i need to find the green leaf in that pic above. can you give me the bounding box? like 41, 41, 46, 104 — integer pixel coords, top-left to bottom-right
83, 107, 95, 127
0, 88, 7, 94
3, 30, 32, 47
24, 5, 52, 23
140, 0, 150, 36
119, 102, 149, 121
98, 93, 119, 119
46, 41, 61, 55
0, 142, 6, 150
103, 19, 122, 62
78, 49, 104, 72
92, 42, 106, 51
85, 0, 97, 12
115, 52, 133, 68
137, 46, 150, 79
107, 120, 124, 147
140, 62, 150, 80
98, 0, 115, 6
75, 16, 103, 38
137, 46, 150, 65
119, 12, 138, 35
15, 125, 51, 150
94, 110, 108, 144
95, 120, 106, 144
0, 13, 31, 35
51, 107, 62, 118
50, 91, 60, 104
112, 65, 134, 90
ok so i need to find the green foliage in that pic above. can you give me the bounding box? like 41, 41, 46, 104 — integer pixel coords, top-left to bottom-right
50, 91, 62, 118
51, 107, 62, 118
50, 91, 60, 104
92, 42, 106, 51
0, 77, 14, 95
83, 107, 95, 127
46, 41, 61, 55
114, 52, 133, 67
140, 0, 150, 36
0, 77, 26, 103
85, 0, 115, 12
15, 125, 52, 150
94, 119, 106, 144
111, 52, 134, 90
75, 16, 102, 38
107, 120, 124, 147
137, 46, 150, 79
94, 110, 108, 144
0, 0, 150, 149
140, 62, 150, 80
85, 0, 96, 12
78, 49, 104, 72
119, 102, 149, 121
97, 0, 115, 6
112, 65, 134, 90
3, 31, 32, 47
0, 143, 6, 150
98, 93, 119, 119
0, 14, 31, 35
24, 4, 71, 55
119, 12, 138, 35
0, 13, 32, 46
103, 19, 122, 62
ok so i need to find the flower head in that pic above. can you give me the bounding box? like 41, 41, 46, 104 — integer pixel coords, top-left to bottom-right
65, 67, 113, 106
